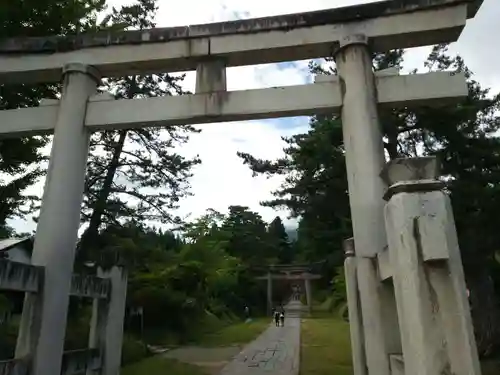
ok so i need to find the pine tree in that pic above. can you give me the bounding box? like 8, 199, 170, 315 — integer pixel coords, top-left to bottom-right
77, 0, 200, 263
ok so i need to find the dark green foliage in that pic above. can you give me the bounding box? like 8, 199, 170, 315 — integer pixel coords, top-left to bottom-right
219, 205, 273, 265
268, 216, 293, 264
85, 205, 305, 346
121, 335, 149, 366
0, 319, 17, 360
330, 267, 347, 310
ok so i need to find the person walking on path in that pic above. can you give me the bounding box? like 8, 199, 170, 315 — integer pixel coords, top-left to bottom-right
274, 309, 280, 327
279, 310, 285, 327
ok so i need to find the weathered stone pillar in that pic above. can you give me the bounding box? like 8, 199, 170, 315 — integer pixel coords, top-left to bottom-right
304, 276, 312, 312
196, 59, 227, 116
195, 59, 227, 94
267, 271, 273, 314
16, 63, 99, 375
335, 34, 387, 258
195, 58, 227, 116
344, 238, 367, 375
382, 157, 481, 375
88, 266, 128, 375
334, 34, 391, 375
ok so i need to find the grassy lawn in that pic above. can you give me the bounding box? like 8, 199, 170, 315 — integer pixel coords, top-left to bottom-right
192, 317, 270, 347
482, 359, 500, 375
122, 356, 208, 375
300, 314, 499, 375
300, 316, 353, 375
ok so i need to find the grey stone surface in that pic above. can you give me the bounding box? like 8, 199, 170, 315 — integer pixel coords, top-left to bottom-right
379, 156, 440, 186
218, 301, 302, 375
164, 346, 242, 363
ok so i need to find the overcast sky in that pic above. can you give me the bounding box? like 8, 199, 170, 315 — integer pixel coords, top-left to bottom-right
9, 0, 500, 233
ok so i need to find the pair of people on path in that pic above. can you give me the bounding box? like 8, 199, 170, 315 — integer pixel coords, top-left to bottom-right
272, 306, 285, 327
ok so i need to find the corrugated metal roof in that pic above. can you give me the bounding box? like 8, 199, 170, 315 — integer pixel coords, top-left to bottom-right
0, 237, 31, 252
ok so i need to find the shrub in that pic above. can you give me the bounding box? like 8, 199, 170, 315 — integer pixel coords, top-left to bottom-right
0, 322, 16, 360
121, 335, 149, 366
331, 267, 347, 308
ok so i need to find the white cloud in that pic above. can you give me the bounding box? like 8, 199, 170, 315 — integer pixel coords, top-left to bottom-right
169, 61, 311, 225
174, 120, 305, 225
8, 0, 500, 233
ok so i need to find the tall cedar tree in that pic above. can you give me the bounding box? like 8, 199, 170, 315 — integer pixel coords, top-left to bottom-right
239, 45, 500, 356
220, 205, 272, 265
267, 216, 293, 264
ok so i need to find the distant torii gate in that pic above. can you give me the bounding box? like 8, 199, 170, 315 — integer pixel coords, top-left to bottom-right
255, 263, 322, 313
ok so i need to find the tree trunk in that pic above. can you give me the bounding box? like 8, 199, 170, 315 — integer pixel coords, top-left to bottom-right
385, 125, 400, 160
467, 269, 500, 357
78, 130, 128, 264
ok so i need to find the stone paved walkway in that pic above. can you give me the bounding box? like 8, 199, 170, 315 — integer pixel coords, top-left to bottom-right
164, 346, 242, 375
218, 301, 302, 375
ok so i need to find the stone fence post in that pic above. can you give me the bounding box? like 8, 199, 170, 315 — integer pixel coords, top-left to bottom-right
88, 266, 128, 375
343, 238, 367, 375
381, 157, 481, 375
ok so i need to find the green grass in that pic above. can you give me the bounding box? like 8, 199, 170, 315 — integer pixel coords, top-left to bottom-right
300, 314, 499, 375
482, 359, 500, 375
192, 317, 269, 347
300, 316, 353, 375
122, 356, 208, 375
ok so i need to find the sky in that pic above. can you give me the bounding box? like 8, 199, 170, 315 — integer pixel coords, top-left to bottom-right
9, 0, 500, 233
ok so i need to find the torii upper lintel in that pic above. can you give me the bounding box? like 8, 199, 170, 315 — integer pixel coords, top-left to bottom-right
0, 0, 481, 54
0, 0, 482, 84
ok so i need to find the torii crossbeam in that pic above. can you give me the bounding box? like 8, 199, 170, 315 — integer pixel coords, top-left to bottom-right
0, 1, 483, 375
0, 70, 466, 138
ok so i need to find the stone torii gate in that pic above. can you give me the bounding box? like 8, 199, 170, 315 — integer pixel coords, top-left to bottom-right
255, 263, 322, 313
0, 1, 483, 374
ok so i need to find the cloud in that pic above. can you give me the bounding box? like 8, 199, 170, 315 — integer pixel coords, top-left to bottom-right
8, 0, 500, 234
174, 119, 308, 224
169, 60, 311, 227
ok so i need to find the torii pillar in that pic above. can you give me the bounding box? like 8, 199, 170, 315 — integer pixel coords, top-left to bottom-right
304, 274, 312, 313
267, 271, 273, 314
335, 34, 401, 375
15, 64, 99, 375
